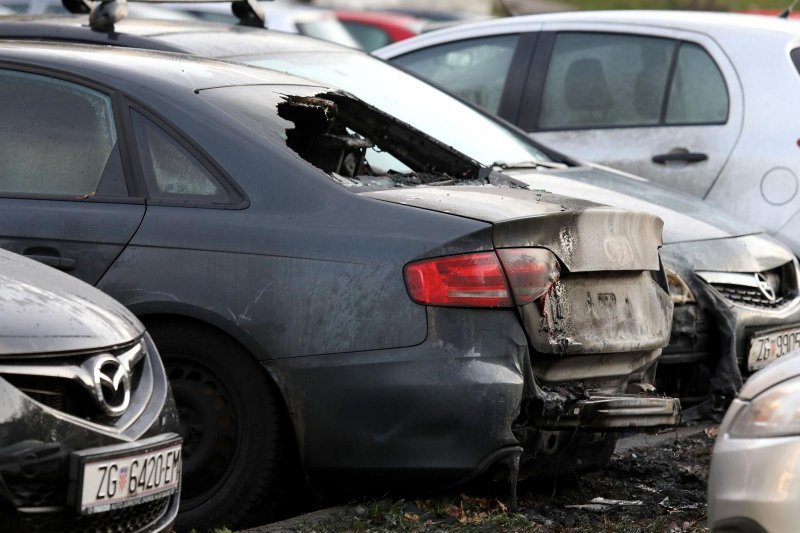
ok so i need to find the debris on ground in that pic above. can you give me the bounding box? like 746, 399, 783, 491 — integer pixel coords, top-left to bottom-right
298, 430, 714, 532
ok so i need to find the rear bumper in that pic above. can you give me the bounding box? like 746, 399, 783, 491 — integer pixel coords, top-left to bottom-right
269, 306, 677, 490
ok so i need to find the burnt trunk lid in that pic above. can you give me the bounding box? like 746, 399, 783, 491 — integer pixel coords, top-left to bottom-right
363, 186, 663, 273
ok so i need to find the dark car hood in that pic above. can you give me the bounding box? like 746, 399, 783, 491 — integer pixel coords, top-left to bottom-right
504, 164, 759, 244
364, 185, 663, 272
0, 249, 144, 356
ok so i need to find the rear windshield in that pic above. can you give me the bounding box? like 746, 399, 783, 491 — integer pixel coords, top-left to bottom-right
201, 85, 523, 190
229, 50, 551, 167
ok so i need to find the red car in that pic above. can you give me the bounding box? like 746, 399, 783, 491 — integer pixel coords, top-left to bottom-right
335, 10, 424, 51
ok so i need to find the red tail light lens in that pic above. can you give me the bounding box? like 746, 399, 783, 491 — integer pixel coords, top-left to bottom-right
404, 248, 561, 308
497, 248, 560, 305
404, 252, 512, 307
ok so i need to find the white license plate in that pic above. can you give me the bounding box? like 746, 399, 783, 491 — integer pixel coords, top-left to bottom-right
75, 435, 181, 515
748, 327, 800, 371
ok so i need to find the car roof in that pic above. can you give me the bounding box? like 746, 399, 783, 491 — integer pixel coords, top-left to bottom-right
0, 14, 351, 56
376, 10, 800, 58
0, 38, 329, 91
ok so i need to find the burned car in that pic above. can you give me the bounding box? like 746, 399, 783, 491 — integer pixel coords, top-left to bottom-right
0, 38, 676, 529
0, 248, 180, 532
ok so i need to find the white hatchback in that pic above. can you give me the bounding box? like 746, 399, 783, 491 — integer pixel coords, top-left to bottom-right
376, 11, 800, 254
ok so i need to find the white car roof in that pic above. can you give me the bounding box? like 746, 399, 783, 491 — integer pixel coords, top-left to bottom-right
376, 10, 800, 57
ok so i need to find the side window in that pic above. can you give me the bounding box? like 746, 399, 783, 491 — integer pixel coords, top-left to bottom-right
0, 69, 126, 197
131, 110, 229, 202
393, 35, 520, 113
342, 22, 391, 52
539, 33, 674, 129
665, 43, 728, 124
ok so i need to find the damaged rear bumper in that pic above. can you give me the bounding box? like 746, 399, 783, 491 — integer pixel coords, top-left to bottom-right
267, 304, 677, 492
537, 394, 681, 429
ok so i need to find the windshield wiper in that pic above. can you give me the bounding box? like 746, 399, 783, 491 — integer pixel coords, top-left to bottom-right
492, 160, 567, 170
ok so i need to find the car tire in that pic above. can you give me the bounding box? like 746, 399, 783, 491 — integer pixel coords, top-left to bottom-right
146, 321, 292, 531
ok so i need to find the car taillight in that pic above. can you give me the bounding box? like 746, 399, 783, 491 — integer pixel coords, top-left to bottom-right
404, 248, 560, 308
497, 248, 560, 305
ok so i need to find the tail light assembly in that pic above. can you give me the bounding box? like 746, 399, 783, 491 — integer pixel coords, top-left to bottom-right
403, 248, 560, 308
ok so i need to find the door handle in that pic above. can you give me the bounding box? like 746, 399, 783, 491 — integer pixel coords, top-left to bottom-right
652, 152, 708, 164
23, 254, 77, 272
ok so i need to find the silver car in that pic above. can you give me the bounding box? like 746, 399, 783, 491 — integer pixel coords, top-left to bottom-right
375, 11, 800, 255
709, 349, 800, 532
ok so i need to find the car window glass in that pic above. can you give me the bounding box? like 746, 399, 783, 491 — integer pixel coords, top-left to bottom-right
342, 21, 391, 51
131, 111, 228, 202
665, 43, 728, 124
539, 33, 673, 129
0, 69, 125, 197
392, 35, 520, 113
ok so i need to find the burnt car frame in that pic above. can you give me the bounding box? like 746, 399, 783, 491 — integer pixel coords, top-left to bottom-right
0, 248, 181, 532
0, 26, 675, 530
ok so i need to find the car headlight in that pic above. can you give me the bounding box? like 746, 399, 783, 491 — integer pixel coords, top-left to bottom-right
729, 377, 800, 438
665, 267, 695, 305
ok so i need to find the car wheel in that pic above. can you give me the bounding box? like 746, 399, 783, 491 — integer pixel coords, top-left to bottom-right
146, 321, 291, 530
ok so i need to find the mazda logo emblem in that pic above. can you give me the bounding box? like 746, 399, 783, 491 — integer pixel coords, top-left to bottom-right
755, 273, 777, 303
91, 354, 131, 416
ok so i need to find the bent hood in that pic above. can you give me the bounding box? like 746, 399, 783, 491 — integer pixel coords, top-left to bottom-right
504, 164, 760, 244
0, 249, 144, 356
364, 185, 663, 272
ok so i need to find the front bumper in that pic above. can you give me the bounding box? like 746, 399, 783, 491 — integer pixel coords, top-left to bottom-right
708, 399, 800, 533
268, 307, 678, 491
660, 238, 800, 401
0, 335, 180, 533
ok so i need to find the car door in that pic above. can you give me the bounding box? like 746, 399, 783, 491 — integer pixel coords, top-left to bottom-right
0, 67, 145, 285
518, 27, 743, 199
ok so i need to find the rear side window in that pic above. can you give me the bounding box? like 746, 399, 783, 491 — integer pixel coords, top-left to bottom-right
131, 110, 229, 203
666, 43, 728, 124
0, 69, 126, 197
792, 48, 800, 75
539, 33, 674, 128
393, 35, 520, 113
539, 33, 728, 129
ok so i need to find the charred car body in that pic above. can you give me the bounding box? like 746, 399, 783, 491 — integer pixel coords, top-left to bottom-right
0, 37, 676, 529
501, 167, 800, 419
0, 249, 180, 532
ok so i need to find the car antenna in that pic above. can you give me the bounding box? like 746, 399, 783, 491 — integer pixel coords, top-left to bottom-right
779, 0, 799, 18
62, 0, 268, 32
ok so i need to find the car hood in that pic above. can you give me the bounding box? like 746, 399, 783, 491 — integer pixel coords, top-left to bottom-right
0, 249, 144, 356
504, 164, 759, 244
364, 185, 663, 272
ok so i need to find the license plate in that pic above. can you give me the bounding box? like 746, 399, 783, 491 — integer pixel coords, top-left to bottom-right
72, 434, 181, 515
748, 327, 800, 371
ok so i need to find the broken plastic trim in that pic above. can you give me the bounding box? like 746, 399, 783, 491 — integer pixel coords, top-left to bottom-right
65, 0, 268, 32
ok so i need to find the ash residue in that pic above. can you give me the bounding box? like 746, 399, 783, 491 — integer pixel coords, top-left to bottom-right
518, 431, 712, 531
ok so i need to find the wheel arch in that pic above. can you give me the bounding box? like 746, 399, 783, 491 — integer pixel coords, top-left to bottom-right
133, 307, 309, 479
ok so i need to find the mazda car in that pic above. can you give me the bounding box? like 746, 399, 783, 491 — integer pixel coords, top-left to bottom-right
0, 37, 678, 529
0, 248, 180, 532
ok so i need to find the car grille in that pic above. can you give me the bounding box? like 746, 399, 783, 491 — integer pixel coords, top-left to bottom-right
700, 262, 798, 311
0, 340, 146, 426
17, 495, 171, 533
711, 284, 786, 309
